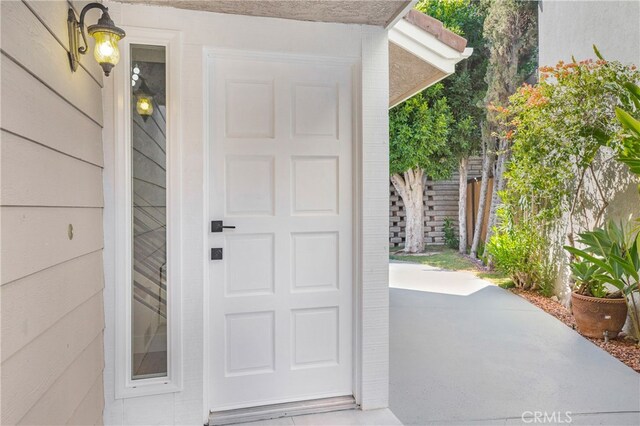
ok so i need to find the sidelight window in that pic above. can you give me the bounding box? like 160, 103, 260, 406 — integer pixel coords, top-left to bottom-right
114, 30, 181, 399
130, 44, 168, 380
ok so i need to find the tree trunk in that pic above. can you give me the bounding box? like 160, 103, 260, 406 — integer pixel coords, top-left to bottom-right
391, 169, 425, 253
485, 138, 509, 250
458, 157, 469, 254
470, 126, 495, 259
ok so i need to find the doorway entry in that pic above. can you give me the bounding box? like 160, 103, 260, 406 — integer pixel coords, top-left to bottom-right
206, 52, 355, 412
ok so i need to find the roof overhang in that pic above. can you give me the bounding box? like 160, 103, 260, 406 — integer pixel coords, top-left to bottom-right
388, 10, 472, 108
115, 2, 470, 109
116, 0, 415, 27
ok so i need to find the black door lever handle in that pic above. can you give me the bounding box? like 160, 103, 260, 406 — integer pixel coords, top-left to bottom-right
211, 220, 236, 233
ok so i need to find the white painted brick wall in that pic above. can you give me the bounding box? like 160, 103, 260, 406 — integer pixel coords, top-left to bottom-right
359, 25, 390, 410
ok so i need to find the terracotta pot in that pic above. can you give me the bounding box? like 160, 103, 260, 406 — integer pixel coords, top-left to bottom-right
571, 292, 628, 339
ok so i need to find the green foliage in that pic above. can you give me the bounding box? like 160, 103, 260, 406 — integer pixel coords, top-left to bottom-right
497, 57, 640, 224
389, 0, 491, 224
473, 0, 538, 261
488, 49, 640, 300
486, 206, 556, 296
564, 221, 640, 339
417, 0, 485, 36
483, 0, 538, 118
443, 218, 459, 249
416, 0, 488, 159
616, 82, 640, 192
569, 259, 608, 298
389, 84, 455, 178
565, 222, 640, 296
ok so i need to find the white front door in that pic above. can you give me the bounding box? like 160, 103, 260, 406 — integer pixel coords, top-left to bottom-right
207, 53, 354, 411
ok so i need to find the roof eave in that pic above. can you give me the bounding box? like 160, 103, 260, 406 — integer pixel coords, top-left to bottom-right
384, 0, 419, 29
388, 14, 472, 108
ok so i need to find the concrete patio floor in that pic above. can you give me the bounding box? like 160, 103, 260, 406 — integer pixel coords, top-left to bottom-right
389, 262, 640, 425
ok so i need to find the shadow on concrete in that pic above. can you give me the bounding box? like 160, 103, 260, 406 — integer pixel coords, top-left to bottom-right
389, 263, 640, 425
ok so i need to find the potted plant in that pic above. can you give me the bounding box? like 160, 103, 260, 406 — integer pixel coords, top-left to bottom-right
565, 221, 640, 340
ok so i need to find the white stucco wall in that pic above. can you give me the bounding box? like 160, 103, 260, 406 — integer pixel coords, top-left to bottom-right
539, 0, 640, 319
101, 2, 390, 424
539, 0, 640, 67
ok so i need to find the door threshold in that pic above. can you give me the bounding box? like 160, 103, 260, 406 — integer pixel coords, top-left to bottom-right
209, 395, 358, 425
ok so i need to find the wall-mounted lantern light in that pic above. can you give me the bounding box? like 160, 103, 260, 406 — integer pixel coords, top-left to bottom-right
67, 3, 126, 77
134, 78, 155, 121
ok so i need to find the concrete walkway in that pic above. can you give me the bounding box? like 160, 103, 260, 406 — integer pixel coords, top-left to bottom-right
389, 262, 640, 425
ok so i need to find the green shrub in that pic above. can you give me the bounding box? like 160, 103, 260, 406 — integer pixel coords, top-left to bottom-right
568, 258, 608, 298
443, 217, 459, 249
477, 240, 485, 258
489, 49, 640, 298
486, 209, 555, 296
564, 221, 640, 340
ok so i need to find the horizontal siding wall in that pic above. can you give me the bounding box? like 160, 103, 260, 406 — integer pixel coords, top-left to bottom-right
0, 1, 105, 425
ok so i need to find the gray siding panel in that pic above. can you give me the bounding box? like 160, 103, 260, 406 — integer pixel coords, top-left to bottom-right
0, 0, 105, 424
1, 55, 104, 167
1, 251, 104, 362
23, 0, 105, 85
1, 206, 104, 285
0, 293, 104, 425
0, 1, 103, 125
1, 131, 104, 207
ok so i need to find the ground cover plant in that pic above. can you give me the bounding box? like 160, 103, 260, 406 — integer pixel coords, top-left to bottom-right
390, 246, 511, 286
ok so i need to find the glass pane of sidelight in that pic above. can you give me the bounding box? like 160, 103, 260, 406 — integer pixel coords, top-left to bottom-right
130, 44, 168, 380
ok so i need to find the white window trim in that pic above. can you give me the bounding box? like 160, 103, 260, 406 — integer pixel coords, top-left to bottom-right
113, 26, 183, 399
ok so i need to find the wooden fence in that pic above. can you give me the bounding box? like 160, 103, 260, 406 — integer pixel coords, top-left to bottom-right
388, 157, 484, 247
465, 177, 493, 247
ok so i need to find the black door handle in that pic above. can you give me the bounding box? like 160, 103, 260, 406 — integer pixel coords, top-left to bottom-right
211, 220, 236, 233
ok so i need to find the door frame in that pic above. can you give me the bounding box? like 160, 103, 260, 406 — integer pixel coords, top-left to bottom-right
201, 47, 363, 416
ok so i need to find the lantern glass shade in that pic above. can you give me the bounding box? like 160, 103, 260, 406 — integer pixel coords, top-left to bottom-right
91, 30, 122, 68
136, 95, 154, 118
134, 76, 155, 120
68, 4, 125, 76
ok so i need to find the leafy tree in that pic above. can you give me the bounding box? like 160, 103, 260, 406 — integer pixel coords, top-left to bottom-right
416, 0, 488, 253
616, 81, 640, 192
389, 84, 454, 252
497, 57, 640, 238
469, 0, 538, 259
487, 53, 640, 295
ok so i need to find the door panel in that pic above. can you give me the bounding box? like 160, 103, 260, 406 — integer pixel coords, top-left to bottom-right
208, 55, 353, 411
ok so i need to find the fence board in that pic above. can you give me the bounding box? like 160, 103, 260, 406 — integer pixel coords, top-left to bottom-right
388, 156, 485, 248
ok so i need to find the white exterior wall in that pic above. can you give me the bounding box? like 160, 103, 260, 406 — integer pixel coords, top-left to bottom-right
539, 0, 640, 66
359, 27, 391, 410
101, 2, 390, 424
539, 0, 640, 304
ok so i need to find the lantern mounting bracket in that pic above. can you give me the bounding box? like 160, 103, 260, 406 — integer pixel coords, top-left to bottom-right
67, 2, 125, 76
